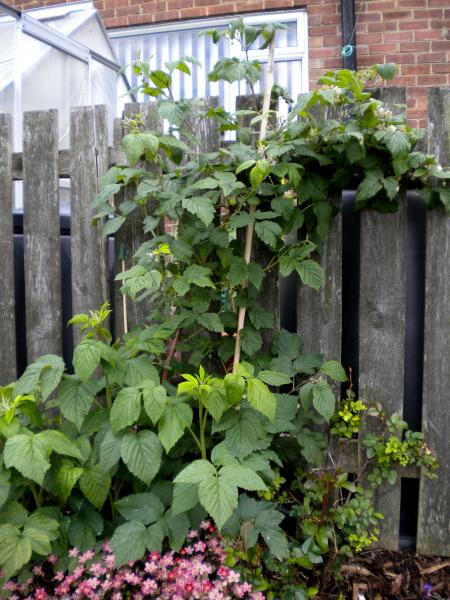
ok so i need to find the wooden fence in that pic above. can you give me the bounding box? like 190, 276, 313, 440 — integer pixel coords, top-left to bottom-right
0, 87, 449, 556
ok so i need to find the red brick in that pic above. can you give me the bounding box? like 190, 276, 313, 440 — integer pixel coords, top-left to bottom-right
429, 0, 449, 6
431, 40, 450, 51
322, 57, 343, 68
206, 3, 235, 15
128, 12, 156, 23
309, 25, 339, 37
430, 18, 447, 28
323, 35, 342, 47
307, 3, 337, 14
399, 20, 429, 31
309, 36, 324, 48
370, 42, 399, 53
418, 75, 447, 85
106, 16, 128, 26
431, 63, 450, 73
383, 30, 413, 42
152, 8, 179, 19
415, 29, 446, 41
367, 21, 396, 32
417, 51, 447, 62
384, 53, 415, 64
414, 9, 444, 19
363, 1, 395, 10
264, 0, 294, 8
400, 41, 430, 52
169, 0, 193, 8
310, 47, 340, 58
354, 11, 382, 23
399, 0, 422, 6
179, 5, 206, 16
321, 14, 340, 24
383, 10, 412, 20
401, 63, 431, 75
307, 15, 322, 26
358, 32, 383, 44
235, 0, 261, 10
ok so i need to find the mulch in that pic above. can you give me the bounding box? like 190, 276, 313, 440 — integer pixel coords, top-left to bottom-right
325, 549, 450, 599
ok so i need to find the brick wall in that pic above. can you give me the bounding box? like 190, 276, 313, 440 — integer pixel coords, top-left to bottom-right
11, 0, 450, 127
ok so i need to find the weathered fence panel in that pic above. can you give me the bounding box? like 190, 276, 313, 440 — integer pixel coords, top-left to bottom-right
0, 114, 16, 384
417, 87, 450, 555
23, 110, 62, 363
70, 106, 109, 346
0, 86, 449, 556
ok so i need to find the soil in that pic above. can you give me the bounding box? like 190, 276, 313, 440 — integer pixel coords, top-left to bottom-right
324, 549, 450, 599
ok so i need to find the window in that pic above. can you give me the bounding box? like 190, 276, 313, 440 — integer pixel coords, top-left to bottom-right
109, 10, 308, 119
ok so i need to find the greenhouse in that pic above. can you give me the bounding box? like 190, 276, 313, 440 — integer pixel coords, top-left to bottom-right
0, 0, 130, 151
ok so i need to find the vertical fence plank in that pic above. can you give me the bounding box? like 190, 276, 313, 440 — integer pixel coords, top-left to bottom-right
297, 195, 342, 360
0, 114, 16, 383
358, 87, 407, 551
70, 106, 109, 346
23, 110, 62, 362
94, 105, 111, 307
114, 103, 162, 338
359, 195, 407, 550
417, 87, 450, 556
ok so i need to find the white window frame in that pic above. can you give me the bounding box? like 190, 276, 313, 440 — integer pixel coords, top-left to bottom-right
109, 10, 309, 98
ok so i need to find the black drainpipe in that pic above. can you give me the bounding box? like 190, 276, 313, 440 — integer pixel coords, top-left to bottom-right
341, 0, 357, 70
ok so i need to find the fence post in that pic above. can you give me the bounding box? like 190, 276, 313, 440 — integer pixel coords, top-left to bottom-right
0, 113, 16, 384
417, 87, 450, 556
359, 86, 407, 551
23, 110, 62, 362
70, 106, 109, 346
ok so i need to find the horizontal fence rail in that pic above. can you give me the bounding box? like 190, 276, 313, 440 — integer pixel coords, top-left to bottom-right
0, 86, 449, 556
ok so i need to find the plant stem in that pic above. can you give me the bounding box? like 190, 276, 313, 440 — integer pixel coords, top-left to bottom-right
104, 372, 112, 410
187, 425, 203, 456
161, 328, 181, 383
198, 400, 207, 460
232, 32, 277, 372
30, 485, 41, 509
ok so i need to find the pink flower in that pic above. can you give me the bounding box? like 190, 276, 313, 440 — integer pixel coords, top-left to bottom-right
47, 554, 58, 564
68, 548, 80, 558
32, 566, 43, 576
79, 550, 95, 563
33, 587, 48, 599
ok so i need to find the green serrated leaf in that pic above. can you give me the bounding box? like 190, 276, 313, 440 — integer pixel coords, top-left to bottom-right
142, 384, 167, 425
121, 430, 162, 484
158, 401, 193, 453
110, 387, 141, 434
257, 370, 291, 386
297, 260, 324, 291
200, 313, 224, 333
182, 196, 215, 226
247, 378, 276, 420
4, 434, 50, 485
199, 474, 238, 530
73, 340, 102, 382
58, 378, 96, 431
312, 381, 336, 422
255, 220, 282, 249
103, 216, 126, 236
220, 464, 266, 492
79, 465, 111, 510
110, 521, 148, 566
99, 430, 122, 470
115, 493, 164, 525
0, 524, 32, 578
320, 360, 347, 382
54, 460, 83, 504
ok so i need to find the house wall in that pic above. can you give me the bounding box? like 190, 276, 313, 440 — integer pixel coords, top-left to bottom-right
11, 0, 450, 128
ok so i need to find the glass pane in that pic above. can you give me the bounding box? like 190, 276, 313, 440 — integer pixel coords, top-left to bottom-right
21, 33, 90, 148
111, 26, 229, 103
0, 11, 17, 117
90, 59, 120, 144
